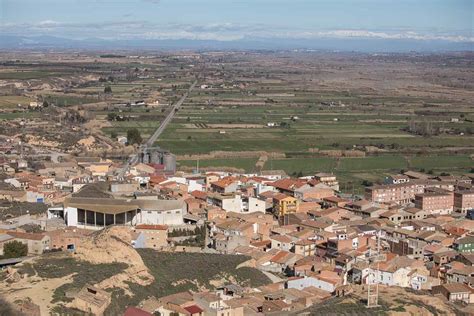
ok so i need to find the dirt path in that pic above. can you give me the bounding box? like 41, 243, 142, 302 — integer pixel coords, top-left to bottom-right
0, 274, 74, 315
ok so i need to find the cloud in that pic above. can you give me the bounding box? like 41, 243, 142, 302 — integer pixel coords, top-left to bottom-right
1, 20, 472, 43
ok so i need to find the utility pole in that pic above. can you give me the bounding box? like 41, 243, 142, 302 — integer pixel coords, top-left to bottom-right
367, 230, 382, 308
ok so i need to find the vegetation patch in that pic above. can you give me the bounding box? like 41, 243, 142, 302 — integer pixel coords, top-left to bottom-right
104, 250, 271, 315
17, 253, 128, 303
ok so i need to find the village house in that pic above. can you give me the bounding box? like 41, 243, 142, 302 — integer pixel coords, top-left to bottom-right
0, 233, 16, 256
446, 263, 474, 284
270, 234, 294, 252
45, 227, 92, 252
294, 183, 334, 201
262, 250, 303, 273
71, 285, 112, 316
207, 193, 243, 213
6, 231, 50, 255
453, 236, 474, 253
323, 196, 350, 208
286, 272, 341, 293
155, 291, 203, 316
432, 283, 474, 304
313, 173, 340, 191
210, 178, 238, 194
293, 239, 317, 257
134, 224, 168, 249
270, 178, 308, 196
193, 291, 243, 316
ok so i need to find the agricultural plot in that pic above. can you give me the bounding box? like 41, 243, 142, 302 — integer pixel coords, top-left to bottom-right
176, 154, 472, 194
0, 71, 58, 80
178, 158, 258, 172
0, 96, 32, 108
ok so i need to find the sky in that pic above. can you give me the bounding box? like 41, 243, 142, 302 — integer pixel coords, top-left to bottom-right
1, 0, 473, 43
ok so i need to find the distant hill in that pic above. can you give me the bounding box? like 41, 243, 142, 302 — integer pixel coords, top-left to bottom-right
1, 34, 472, 52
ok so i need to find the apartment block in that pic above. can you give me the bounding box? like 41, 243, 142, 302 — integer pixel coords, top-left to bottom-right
414, 192, 453, 215
454, 190, 474, 214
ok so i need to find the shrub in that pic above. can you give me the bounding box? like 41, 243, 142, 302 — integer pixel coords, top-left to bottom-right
3, 240, 28, 259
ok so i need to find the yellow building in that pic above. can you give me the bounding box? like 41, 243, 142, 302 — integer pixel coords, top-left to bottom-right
273, 193, 299, 217
86, 162, 112, 177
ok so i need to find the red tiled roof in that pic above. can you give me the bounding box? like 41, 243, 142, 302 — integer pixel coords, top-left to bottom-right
184, 305, 204, 314
124, 307, 152, 316
270, 251, 294, 264
7, 231, 47, 241
259, 191, 278, 198
149, 175, 167, 185
191, 190, 207, 200
271, 178, 307, 191
272, 193, 294, 201
323, 196, 349, 203
211, 178, 236, 189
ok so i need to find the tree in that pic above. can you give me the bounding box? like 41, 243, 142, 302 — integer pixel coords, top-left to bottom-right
104, 86, 112, 94
3, 241, 28, 259
107, 113, 117, 121
361, 180, 373, 187
127, 128, 142, 145
110, 131, 117, 139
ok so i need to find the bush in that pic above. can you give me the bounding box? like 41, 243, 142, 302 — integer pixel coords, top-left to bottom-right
127, 128, 142, 145
3, 240, 28, 259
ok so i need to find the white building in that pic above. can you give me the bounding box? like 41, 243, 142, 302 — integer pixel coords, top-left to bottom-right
287, 275, 337, 293
63, 197, 185, 229
245, 196, 266, 213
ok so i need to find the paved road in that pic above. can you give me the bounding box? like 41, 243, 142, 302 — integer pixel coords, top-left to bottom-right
119, 80, 197, 175
145, 80, 197, 147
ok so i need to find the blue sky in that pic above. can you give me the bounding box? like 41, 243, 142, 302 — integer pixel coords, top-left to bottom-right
1, 0, 473, 42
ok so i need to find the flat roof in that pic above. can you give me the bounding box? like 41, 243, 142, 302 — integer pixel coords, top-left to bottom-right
65, 197, 140, 214
65, 197, 183, 214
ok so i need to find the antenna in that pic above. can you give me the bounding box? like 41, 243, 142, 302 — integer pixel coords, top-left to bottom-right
367, 230, 381, 308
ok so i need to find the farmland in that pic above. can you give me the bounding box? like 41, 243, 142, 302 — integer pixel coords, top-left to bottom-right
150, 52, 473, 190
0, 51, 472, 191
177, 154, 473, 194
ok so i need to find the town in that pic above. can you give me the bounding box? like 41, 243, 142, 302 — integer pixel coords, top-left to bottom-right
1, 2, 473, 314
0, 133, 474, 315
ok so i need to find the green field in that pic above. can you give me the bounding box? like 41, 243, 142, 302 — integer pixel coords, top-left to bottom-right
44, 94, 98, 107
151, 102, 474, 155
176, 154, 473, 194
178, 155, 472, 175
0, 71, 57, 80
409, 155, 474, 170
178, 158, 258, 172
